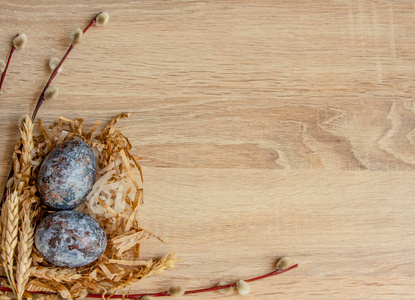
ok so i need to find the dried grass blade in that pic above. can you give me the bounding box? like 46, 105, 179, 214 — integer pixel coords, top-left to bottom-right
87, 120, 101, 140
29, 267, 82, 283
97, 198, 118, 218
112, 231, 144, 244
99, 263, 116, 280
102, 113, 131, 135
69, 282, 83, 296
124, 201, 140, 232
108, 259, 150, 267
49, 281, 71, 298
57, 116, 77, 123
37, 119, 52, 152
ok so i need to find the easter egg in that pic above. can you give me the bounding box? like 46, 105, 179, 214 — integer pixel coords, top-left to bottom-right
37, 140, 96, 210
34, 210, 107, 268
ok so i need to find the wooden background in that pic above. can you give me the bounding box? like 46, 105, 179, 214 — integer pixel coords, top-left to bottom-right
1, 1, 415, 299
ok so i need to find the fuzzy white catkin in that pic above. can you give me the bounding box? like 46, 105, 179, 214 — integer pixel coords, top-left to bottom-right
276, 256, 294, 270
49, 57, 62, 73
71, 28, 83, 44
96, 12, 109, 26
0, 59, 5, 73
44, 86, 59, 100
168, 285, 186, 297
218, 281, 234, 295
13, 33, 27, 49
236, 280, 250, 295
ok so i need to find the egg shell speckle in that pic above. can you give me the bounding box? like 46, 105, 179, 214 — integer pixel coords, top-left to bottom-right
34, 210, 107, 268
37, 140, 96, 210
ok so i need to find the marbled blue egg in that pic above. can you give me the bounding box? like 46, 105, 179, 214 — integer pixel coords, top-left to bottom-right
37, 140, 96, 210
34, 210, 107, 268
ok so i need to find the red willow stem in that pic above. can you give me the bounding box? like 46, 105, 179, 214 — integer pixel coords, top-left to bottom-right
150, 264, 299, 298
83, 20, 96, 34
0, 44, 17, 205
31, 12, 100, 122
0, 264, 298, 298
0, 44, 16, 93
30, 44, 74, 122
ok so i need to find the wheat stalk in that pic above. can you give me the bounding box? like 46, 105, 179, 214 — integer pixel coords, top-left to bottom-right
29, 267, 82, 283
1, 190, 19, 296
11, 115, 36, 300
19, 115, 34, 167
17, 115, 34, 195
16, 211, 34, 300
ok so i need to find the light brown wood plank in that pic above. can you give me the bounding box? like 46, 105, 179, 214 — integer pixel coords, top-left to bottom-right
1, 1, 415, 298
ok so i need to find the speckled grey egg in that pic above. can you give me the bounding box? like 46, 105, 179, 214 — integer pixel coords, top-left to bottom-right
34, 210, 107, 268
37, 140, 96, 210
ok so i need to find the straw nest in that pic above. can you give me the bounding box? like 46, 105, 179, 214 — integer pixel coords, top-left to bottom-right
0, 113, 178, 299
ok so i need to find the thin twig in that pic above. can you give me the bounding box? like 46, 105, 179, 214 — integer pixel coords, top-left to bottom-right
0, 42, 16, 93
0, 264, 298, 298
31, 12, 101, 122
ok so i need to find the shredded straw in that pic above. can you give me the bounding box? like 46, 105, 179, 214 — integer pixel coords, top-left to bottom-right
0, 114, 178, 298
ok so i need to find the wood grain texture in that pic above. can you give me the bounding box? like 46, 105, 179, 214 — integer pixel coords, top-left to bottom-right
1, 1, 415, 298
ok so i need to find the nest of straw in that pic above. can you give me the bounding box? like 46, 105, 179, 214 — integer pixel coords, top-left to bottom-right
0, 113, 178, 299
